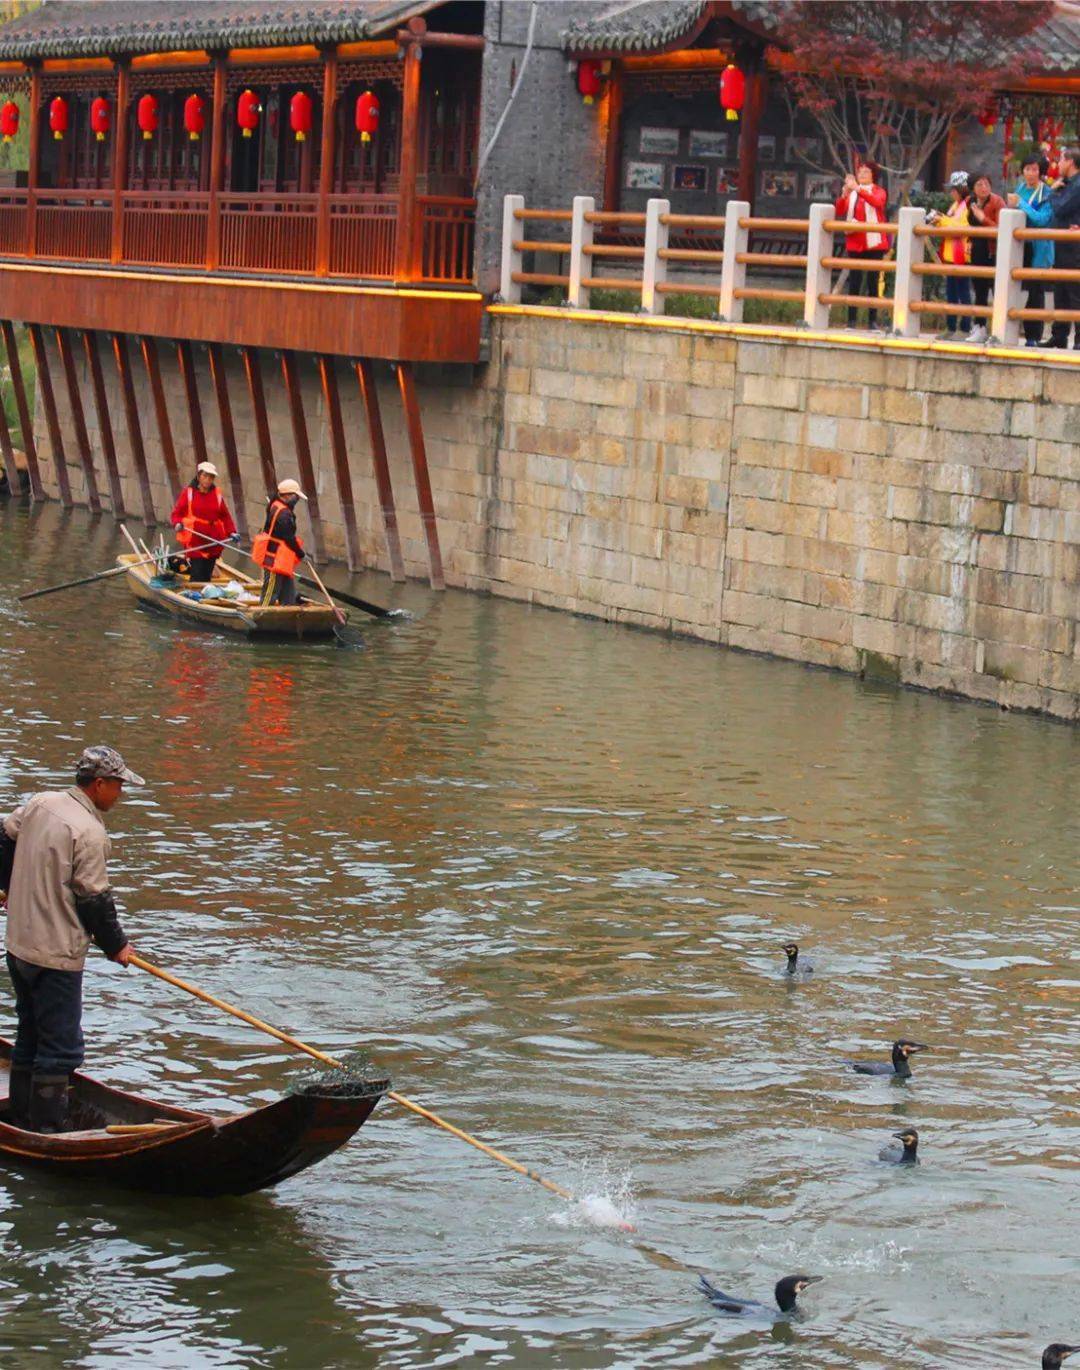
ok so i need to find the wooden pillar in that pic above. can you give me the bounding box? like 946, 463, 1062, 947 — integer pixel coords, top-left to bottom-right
736, 51, 767, 211
279, 350, 325, 563
206, 55, 227, 270
28, 324, 73, 507
395, 360, 443, 589
601, 64, 624, 214
315, 49, 337, 277
1, 320, 44, 499
112, 331, 157, 525
111, 62, 130, 263
140, 335, 181, 495
395, 41, 422, 282
241, 346, 277, 494
0, 378, 20, 494
355, 358, 405, 581
176, 339, 209, 469
26, 68, 40, 257
82, 330, 126, 517
206, 342, 249, 539
316, 354, 361, 571
55, 327, 102, 513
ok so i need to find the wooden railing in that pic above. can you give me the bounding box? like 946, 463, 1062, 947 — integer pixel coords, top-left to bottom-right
502, 192, 1080, 348
220, 193, 319, 275
418, 196, 477, 285
328, 193, 398, 278
0, 189, 29, 257
122, 191, 210, 268
35, 189, 113, 262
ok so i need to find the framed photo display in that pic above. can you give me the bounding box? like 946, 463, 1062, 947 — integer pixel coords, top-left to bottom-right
761, 170, 798, 198
715, 167, 738, 195
688, 129, 727, 158
625, 161, 665, 191
638, 126, 680, 156
805, 172, 839, 201
785, 135, 822, 164
672, 164, 707, 192
757, 134, 776, 163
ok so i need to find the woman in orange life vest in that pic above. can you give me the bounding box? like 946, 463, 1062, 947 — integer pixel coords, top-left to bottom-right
253, 478, 308, 606
169, 461, 238, 583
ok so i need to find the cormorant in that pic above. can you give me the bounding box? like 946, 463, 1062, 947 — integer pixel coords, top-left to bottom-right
847, 1039, 927, 1077
1044, 1347, 1080, 1369
698, 1273, 822, 1319
879, 1128, 919, 1164
782, 942, 812, 975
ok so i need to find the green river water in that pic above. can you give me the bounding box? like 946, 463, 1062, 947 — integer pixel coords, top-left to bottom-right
1, 500, 1077, 1368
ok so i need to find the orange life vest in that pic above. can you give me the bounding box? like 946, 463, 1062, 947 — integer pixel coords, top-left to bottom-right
176, 486, 226, 551
252, 499, 303, 577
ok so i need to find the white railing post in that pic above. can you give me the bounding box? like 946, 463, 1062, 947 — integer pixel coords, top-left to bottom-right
719, 198, 749, 322
991, 207, 1025, 346
804, 202, 833, 330
642, 197, 669, 315
893, 205, 925, 339
500, 193, 525, 303
568, 194, 595, 310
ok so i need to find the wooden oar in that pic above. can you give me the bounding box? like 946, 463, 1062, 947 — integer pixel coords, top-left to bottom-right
127, 952, 619, 1217
18, 533, 223, 602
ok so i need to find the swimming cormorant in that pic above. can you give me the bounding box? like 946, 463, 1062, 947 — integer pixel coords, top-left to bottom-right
782, 942, 812, 975
847, 1039, 927, 1077
879, 1128, 919, 1164
698, 1273, 822, 1319
1044, 1347, 1080, 1369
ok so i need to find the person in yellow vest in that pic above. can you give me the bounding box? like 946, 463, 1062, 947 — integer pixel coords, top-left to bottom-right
253, 478, 308, 606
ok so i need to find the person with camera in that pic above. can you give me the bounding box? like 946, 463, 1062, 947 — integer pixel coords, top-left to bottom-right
964, 172, 1006, 344
833, 161, 888, 328
927, 171, 973, 338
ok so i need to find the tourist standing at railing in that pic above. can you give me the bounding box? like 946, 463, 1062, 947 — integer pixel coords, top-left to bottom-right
1048, 146, 1080, 350
964, 173, 1006, 344
928, 172, 972, 338
834, 161, 888, 328
1007, 154, 1054, 348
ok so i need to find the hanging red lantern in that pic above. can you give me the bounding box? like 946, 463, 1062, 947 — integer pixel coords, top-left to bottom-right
49, 95, 69, 141
720, 64, 745, 122
977, 100, 998, 134
137, 93, 158, 141
576, 60, 602, 105
90, 96, 110, 142
0, 100, 19, 144
355, 89, 379, 143
237, 88, 261, 139
289, 90, 312, 142
184, 92, 205, 141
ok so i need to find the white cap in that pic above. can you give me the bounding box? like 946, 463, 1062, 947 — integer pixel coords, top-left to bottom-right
278, 478, 307, 501
196, 461, 219, 476
947, 170, 968, 189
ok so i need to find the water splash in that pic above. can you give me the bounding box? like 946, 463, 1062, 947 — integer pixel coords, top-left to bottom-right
549, 1161, 637, 1232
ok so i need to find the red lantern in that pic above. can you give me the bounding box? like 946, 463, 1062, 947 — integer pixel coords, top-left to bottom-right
90, 96, 110, 142
720, 64, 745, 122
49, 95, 68, 141
237, 88, 261, 139
0, 100, 18, 144
355, 90, 379, 143
137, 93, 158, 141
184, 92, 205, 141
977, 101, 997, 134
577, 60, 601, 105
289, 90, 312, 143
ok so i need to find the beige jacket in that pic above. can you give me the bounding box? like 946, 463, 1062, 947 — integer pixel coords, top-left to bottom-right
3, 788, 111, 972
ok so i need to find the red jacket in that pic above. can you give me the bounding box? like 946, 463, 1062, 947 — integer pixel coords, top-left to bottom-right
834, 183, 889, 254
169, 483, 237, 559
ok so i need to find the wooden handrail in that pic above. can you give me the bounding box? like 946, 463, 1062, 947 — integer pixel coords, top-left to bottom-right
510, 271, 569, 287
1014, 227, 1080, 241
513, 239, 571, 253
912, 262, 995, 278
658, 247, 724, 262
819, 292, 896, 308
739, 216, 809, 231
1008, 306, 1080, 321
659, 212, 726, 228
1012, 266, 1080, 282
821, 255, 896, 272
914, 223, 997, 239
735, 286, 805, 302
584, 210, 646, 225
515, 208, 573, 222
823, 219, 899, 234
910, 300, 992, 316
582, 243, 645, 258
581, 275, 642, 290
739, 251, 808, 267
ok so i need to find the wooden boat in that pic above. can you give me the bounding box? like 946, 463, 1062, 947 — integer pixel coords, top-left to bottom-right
118, 552, 341, 638
0, 1039, 389, 1197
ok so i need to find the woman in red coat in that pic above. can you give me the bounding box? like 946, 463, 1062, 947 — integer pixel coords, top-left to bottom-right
834, 161, 889, 328
170, 461, 238, 582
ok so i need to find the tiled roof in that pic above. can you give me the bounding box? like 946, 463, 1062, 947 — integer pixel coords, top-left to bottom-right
561, 1, 783, 56
0, 1, 442, 61
1009, 10, 1080, 73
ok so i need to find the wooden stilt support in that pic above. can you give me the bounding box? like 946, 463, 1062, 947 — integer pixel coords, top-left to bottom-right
316, 353, 361, 572
206, 342, 249, 541
176, 339, 209, 469
112, 332, 157, 526
1, 320, 44, 500
140, 336, 181, 495
28, 324, 74, 507
355, 358, 405, 582
241, 346, 277, 495
54, 327, 102, 513
279, 350, 325, 563
82, 330, 125, 517
395, 361, 444, 589
0, 378, 20, 494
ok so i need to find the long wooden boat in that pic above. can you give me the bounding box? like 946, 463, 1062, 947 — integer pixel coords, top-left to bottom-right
0, 1039, 389, 1197
118, 552, 340, 638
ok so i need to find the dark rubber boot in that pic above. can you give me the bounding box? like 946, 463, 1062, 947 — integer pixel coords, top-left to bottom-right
7, 1066, 32, 1127
28, 1073, 70, 1133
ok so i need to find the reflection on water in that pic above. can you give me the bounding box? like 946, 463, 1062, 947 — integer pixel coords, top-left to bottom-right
1, 501, 1077, 1368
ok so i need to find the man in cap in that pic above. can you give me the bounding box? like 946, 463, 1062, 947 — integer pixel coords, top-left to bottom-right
253, 477, 308, 606
0, 746, 143, 1132
170, 459, 239, 583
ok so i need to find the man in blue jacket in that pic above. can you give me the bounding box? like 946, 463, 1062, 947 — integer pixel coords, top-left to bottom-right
1007, 153, 1054, 346
1048, 146, 1080, 349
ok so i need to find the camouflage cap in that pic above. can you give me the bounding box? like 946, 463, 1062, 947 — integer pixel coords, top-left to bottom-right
75, 745, 146, 786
